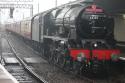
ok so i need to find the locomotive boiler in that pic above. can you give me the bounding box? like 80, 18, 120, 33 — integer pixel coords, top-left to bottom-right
6, 0, 121, 74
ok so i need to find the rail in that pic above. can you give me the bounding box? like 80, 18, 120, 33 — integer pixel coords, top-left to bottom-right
6, 37, 48, 83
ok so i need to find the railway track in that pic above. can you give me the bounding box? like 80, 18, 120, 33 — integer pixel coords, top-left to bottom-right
4, 32, 125, 83
1, 37, 47, 83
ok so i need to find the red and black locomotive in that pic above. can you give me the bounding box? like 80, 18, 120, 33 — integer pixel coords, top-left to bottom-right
6, 0, 122, 74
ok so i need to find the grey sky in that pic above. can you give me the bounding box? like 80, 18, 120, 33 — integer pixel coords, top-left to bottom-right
0, 0, 75, 23
34, 0, 75, 14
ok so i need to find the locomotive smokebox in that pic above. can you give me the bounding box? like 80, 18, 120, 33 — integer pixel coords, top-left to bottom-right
55, 3, 114, 39
76, 4, 114, 39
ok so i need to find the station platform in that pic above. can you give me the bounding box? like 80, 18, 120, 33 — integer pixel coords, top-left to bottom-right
0, 64, 18, 83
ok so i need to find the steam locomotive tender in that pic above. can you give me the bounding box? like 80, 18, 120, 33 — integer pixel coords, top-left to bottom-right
6, 1, 121, 74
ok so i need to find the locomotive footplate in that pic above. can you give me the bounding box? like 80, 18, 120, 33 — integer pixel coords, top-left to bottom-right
119, 57, 125, 61
119, 54, 125, 61
23, 57, 47, 64
3, 57, 19, 65
118, 54, 125, 68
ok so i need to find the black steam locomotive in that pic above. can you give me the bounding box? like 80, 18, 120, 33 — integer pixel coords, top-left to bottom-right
6, 0, 121, 74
